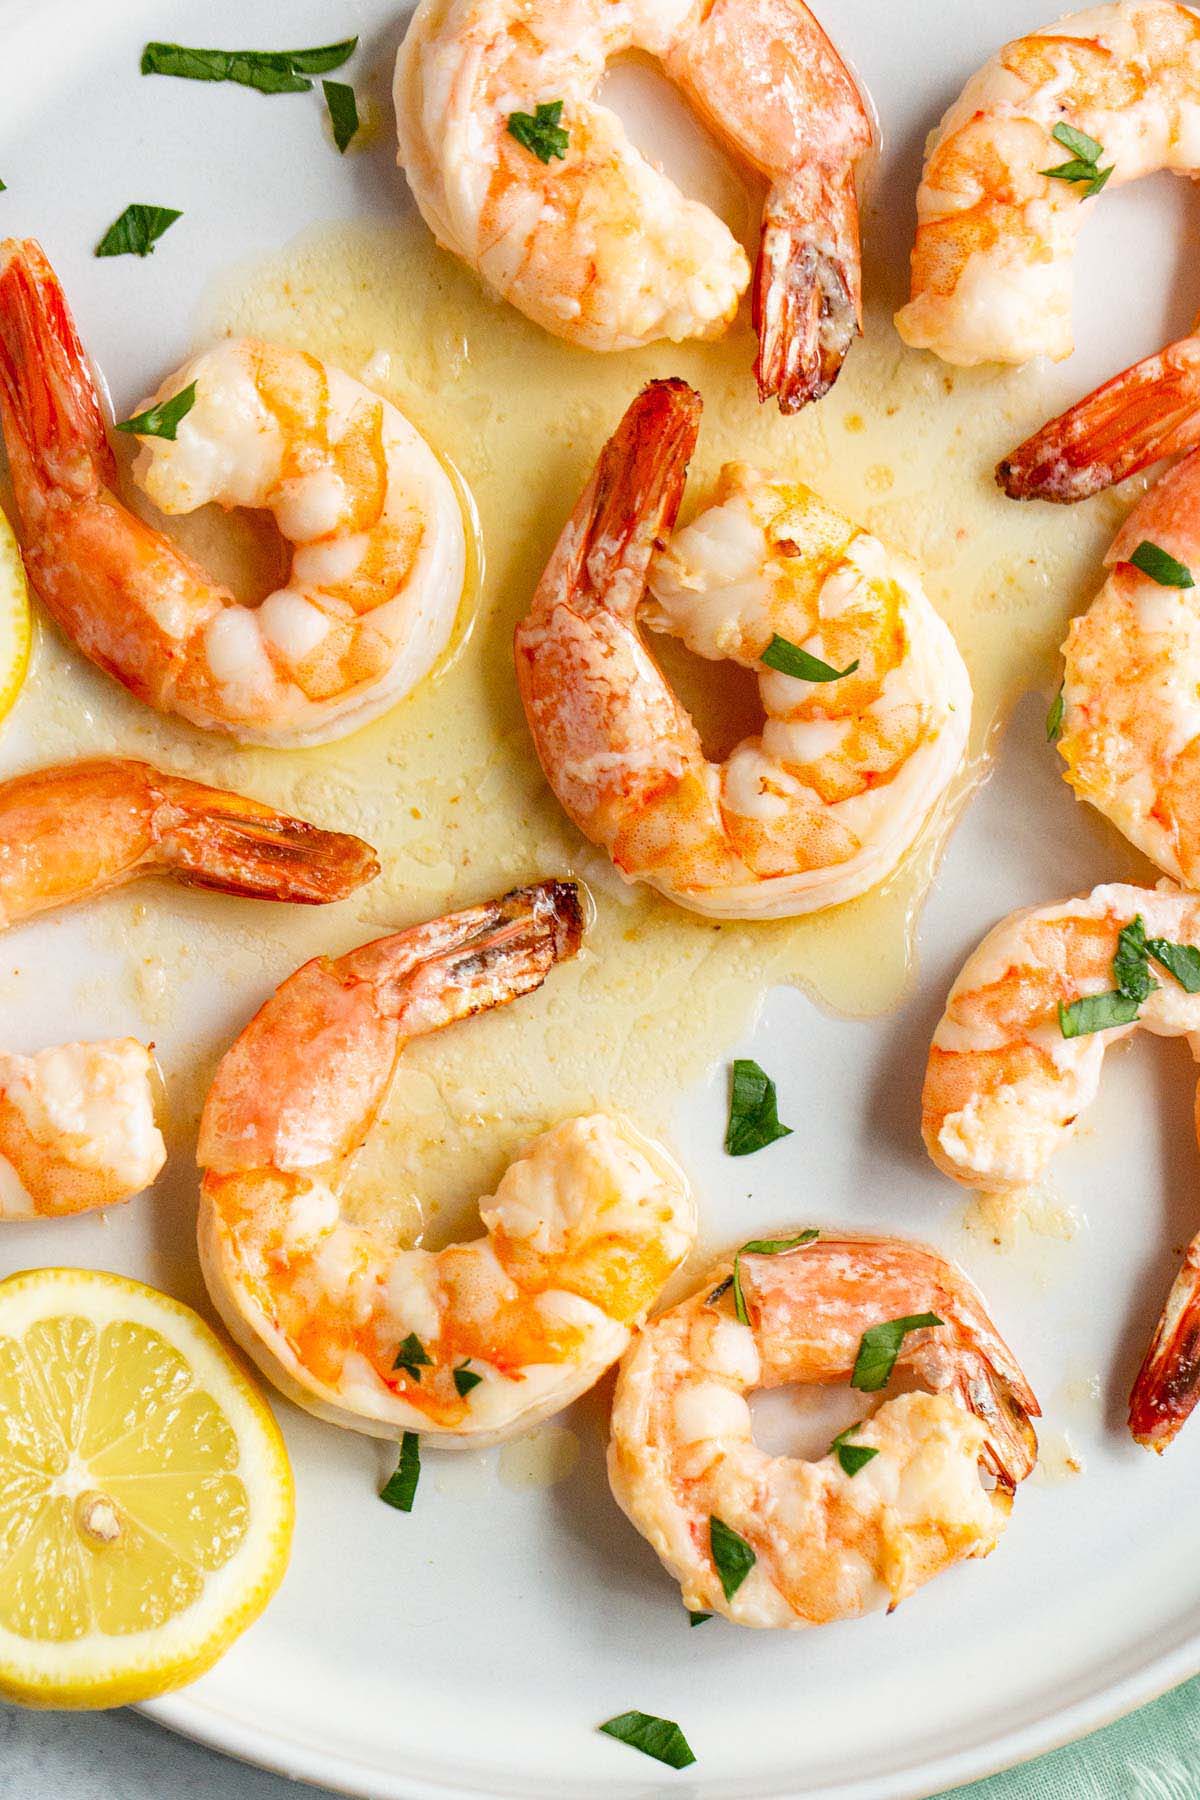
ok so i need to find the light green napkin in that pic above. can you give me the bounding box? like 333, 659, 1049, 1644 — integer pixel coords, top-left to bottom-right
939, 1676, 1200, 1798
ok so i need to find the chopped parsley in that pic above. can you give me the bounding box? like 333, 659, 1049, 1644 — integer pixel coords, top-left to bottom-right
1046, 684, 1065, 744
140, 38, 356, 94
115, 382, 197, 442
95, 204, 182, 258
829, 1421, 880, 1477
323, 79, 359, 152
1129, 540, 1194, 589
709, 1514, 756, 1601
506, 100, 569, 164
688, 1611, 712, 1627
1146, 935, 1200, 994
1058, 991, 1142, 1038
379, 1432, 420, 1511
1040, 121, 1113, 197
393, 1333, 432, 1382
453, 1360, 483, 1398
1058, 914, 1200, 1037
761, 633, 859, 683
599, 1711, 696, 1769
725, 1058, 793, 1157
852, 1314, 943, 1392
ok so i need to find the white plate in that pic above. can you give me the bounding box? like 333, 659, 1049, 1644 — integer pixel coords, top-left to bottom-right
3, 1, 1200, 1795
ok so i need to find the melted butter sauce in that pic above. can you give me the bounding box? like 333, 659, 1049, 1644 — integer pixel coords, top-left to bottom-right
7, 183, 1148, 1248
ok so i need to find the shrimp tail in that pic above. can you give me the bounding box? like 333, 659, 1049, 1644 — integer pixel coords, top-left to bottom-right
556, 378, 701, 614
754, 168, 862, 413
0, 237, 115, 516
200, 880, 583, 1175
998, 335, 1200, 503
149, 770, 380, 905
1128, 1233, 1200, 1452
343, 878, 585, 1024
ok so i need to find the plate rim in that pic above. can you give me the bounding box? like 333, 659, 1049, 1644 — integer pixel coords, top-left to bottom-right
6, 0, 1200, 1793
143, 1638, 1200, 1800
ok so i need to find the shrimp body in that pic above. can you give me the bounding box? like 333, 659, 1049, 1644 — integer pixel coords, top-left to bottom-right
1056, 453, 1200, 885
0, 241, 467, 746
395, 0, 872, 409
0, 758, 378, 927
515, 380, 970, 919
608, 1234, 1037, 1627
895, 2, 1200, 367
197, 882, 696, 1445
0, 1040, 164, 1220
923, 883, 1200, 1449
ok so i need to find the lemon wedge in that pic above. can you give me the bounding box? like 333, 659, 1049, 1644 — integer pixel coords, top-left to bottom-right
0, 509, 30, 723
0, 1268, 294, 1708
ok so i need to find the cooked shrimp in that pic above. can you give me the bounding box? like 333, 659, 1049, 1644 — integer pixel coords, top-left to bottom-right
0, 758, 378, 926
923, 882, 1200, 1450
608, 1232, 1038, 1627
1050, 453, 1200, 884
0, 1039, 164, 1220
514, 379, 970, 919
197, 881, 696, 1445
0, 240, 467, 746
895, 1, 1200, 368
394, 0, 872, 410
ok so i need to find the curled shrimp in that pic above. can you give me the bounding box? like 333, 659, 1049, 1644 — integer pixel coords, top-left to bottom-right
0, 758, 378, 927
0, 1040, 163, 1221
1049, 454, 1200, 885
895, 1, 1200, 368
608, 1233, 1038, 1627
0, 240, 467, 746
394, 0, 872, 410
514, 379, 970, 920
923, 882, 1200, 1451
197, 881, 696, 1445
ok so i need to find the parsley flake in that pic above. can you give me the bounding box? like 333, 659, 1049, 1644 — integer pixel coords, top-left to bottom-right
323, 79, 359, 152
379, 1431, 420, 1511
453, 1360, 483, 1398
393, 1332, 432, 1382
1041, 121, 1113, 197
1146, 935, 1200, 993
1112, 915, 1158, 1006
1129, 540, 1194, 589
725, 1058, 792, 1156
507, 100, 569, 164
688, 1611, 712, 1627
829, 1421, 880, 1477
115, 382, 197, 442
598, 1711, 696, 1770
1046, 684, 1065, 744
140, 38, 356, 94
95, 205, 182, 259
761, 633, 859, 683
709, 1514, 756, 1601
1058, 991, 1142, 1039
852, 1314, 943, 1392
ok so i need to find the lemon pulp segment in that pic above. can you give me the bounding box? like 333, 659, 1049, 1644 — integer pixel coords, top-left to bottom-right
0, 1268, 294, 1708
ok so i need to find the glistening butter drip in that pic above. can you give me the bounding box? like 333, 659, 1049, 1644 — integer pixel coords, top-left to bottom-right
15, 215, 1138, 1249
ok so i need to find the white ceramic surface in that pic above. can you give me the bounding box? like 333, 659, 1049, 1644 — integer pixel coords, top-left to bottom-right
3, 1, 1200, 1795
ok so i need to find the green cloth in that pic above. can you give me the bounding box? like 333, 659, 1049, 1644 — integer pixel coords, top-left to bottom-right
939, 1675, 1200, 1798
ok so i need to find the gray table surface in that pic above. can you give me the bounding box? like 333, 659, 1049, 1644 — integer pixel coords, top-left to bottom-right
4, 1681, 1199, 1800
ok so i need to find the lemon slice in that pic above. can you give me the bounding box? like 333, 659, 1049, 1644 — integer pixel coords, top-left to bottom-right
0, 1268, 294, 1708
0, 510, 30, 723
